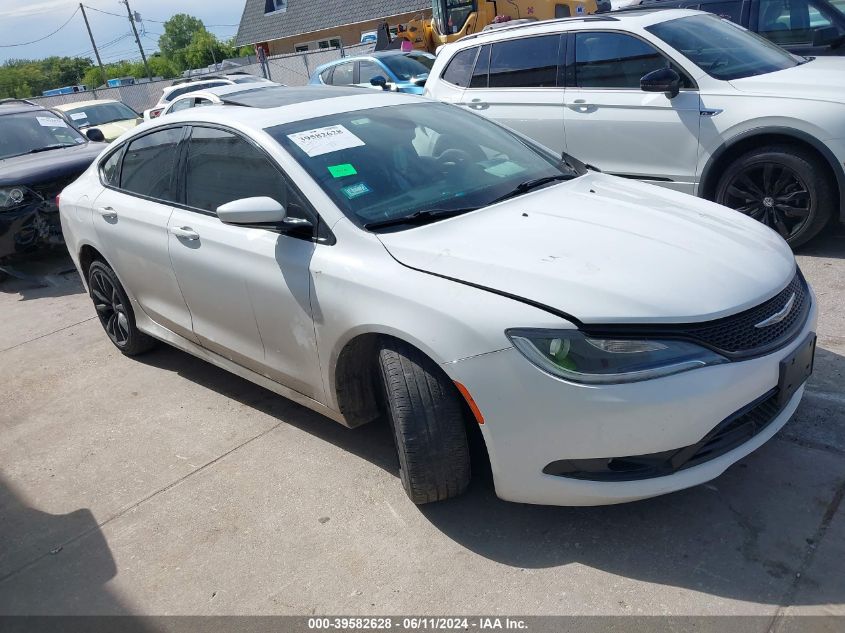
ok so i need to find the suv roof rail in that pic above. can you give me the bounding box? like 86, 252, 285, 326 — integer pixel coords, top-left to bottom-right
0, 98, 38, 107
460, 14, 619, 42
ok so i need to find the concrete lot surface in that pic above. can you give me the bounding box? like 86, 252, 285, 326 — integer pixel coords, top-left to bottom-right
0, 229, 843, 621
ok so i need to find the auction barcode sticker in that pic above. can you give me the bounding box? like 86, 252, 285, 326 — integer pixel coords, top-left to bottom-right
287, 125, 364, 157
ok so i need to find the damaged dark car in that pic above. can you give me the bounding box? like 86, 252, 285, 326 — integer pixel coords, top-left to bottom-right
0, 99, 105, 275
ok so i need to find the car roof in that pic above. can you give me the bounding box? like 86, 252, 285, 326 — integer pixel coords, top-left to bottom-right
136, 87, 424, 136
54, 99, 120, 111
169, 83, 277, 103
162, 78, 235, 95
449, 8, 700, 47
0, 99, 45, 116
318, 50, 434, 70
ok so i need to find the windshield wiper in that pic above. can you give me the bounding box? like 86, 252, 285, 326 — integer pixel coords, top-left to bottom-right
364, 207, 478, 230
26, 144, 77, 154
489, 174, 573, 206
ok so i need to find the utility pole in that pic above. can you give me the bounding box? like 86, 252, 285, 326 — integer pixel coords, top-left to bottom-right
80, 4, 107, 90
121, 0, 152, 82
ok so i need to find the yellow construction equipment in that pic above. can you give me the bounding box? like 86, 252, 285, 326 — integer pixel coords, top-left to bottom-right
383, 0, 600, 53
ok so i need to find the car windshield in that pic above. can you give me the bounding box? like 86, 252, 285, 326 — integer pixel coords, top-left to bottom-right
646, 14, 800, 80
381, 54, 435, 80
0, 111, 87, 160
63, 102, 137, 127
266, 102, 583, 230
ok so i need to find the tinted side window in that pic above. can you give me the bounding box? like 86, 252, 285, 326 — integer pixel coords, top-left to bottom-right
470, 44, 491, 88
757, 0, 835, 44
489, 35, 560, 88
185, 127, 307, 220
320, 66, 334, 84
120, 128, 182, 201
701, 1, 743, 22
166, 81, 227, 102
575, 32, 678, 89
170, 98, 193, 112
331, 63, 354, 85
441, 47, 478, 87
101, 147, 123, 186
359, 60, 384, 84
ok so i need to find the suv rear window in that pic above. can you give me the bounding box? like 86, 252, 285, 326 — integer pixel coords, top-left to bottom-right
441, 47, 479, 87
487, 35, 562, 88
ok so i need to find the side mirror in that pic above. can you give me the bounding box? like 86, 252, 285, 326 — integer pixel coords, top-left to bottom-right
370, 75, 389, 90
85, 128, 106, 143
217, 197, 287, 225
640, 67, 681, 99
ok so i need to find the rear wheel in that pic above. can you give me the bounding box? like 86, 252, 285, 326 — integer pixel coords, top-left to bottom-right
378, 339, 471, 504
88, 260, 157, 356
715, 145, 833, 248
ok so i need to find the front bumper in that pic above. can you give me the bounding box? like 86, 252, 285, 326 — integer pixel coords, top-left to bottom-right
0, 202, 63, 261
445, 296, 818, 506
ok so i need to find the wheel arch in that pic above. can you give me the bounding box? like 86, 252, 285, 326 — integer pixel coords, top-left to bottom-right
77, 243, 108, 285
699, 127, 845, 222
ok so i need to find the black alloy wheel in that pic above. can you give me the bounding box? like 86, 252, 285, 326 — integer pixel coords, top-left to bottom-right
87, 260, 156, 355
715, 145, 833, 248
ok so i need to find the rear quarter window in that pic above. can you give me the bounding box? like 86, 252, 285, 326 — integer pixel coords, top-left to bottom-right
441, 46, 479, 88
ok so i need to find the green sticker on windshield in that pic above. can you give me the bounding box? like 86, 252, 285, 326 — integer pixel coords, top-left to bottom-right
328, 163, 358, 178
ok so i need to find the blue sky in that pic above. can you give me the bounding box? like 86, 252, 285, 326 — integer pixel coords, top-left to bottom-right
0, 0, 247, 64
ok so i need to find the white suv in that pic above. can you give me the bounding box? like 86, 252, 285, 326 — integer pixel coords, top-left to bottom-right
425, 9, 845, 247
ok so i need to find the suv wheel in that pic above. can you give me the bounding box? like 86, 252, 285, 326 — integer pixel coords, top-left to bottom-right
715, 145, 833, 248
88, 261, 157, 356
378, 339, 471, 504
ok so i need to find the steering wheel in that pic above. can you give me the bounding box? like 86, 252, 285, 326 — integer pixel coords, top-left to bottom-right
436, 148, 473, 170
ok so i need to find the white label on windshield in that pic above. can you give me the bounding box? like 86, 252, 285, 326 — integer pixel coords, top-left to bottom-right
287, 125, 364, 157
36, 116, 68, 128
69, 112, 87, 121
484, 160, 526, 178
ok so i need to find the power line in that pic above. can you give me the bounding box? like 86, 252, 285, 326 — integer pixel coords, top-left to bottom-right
81, 5, 238, 27
0, 7, 80, 47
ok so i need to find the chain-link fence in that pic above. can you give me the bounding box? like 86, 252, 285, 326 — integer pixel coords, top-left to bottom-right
28, 42, 377, 114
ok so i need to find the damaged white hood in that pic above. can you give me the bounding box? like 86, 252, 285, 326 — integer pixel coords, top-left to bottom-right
377, 173, 795, 324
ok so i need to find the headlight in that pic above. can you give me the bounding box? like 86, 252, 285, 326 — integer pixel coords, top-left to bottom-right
506, 328, 728, 384
0, 186, 38, 210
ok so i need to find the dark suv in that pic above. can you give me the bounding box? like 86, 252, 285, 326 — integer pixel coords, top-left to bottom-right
626, 0, 845, 56
0, 99, 105, 272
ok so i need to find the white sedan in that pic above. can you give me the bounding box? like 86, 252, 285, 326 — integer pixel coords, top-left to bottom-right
59, 87, 816, 506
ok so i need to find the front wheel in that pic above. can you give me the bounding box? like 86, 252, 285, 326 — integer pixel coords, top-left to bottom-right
88, 261, 157, 356
715, 145, 833, 248
379, 339, 471, 504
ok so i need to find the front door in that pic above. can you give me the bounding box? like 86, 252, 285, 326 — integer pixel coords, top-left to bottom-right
459, 35, 568, 155
563, 31, 702, 194
92, 126, 197, 342
167, 125, 325, 401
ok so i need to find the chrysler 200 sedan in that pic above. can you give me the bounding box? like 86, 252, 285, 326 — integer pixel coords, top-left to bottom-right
59, 86, 817, 506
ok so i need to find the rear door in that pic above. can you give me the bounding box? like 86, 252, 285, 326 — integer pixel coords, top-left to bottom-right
91, 126, 197, 342
750, 0, 845, 55
562, 30, 702, 194
458, 35, 567, 155
166, 125, 325, 400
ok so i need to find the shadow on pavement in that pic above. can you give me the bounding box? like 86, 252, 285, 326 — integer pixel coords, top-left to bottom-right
0, 252, 82, 302
797, 225, 845, 260
0, 474, 139, 616
134, 340, 845, 608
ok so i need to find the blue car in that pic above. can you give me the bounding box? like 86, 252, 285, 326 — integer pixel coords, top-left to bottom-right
309, 51, 436, 95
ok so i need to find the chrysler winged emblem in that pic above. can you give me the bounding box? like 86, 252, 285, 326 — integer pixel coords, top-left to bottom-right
754, 293, 796, 329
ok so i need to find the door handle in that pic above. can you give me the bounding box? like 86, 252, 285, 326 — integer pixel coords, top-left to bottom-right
96, 206, 118, 220
468, 98, 488, 110
569, 99, 594, 112
170, 226, 199, 241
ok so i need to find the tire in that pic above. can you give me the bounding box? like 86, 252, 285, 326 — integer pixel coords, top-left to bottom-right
88, 260, 157, 356
378, 339, 471, 504
715, 144, 834, 248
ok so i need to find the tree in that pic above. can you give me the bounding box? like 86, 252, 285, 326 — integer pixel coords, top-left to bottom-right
159, 14, 206, 69
184, 29, 225, 70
